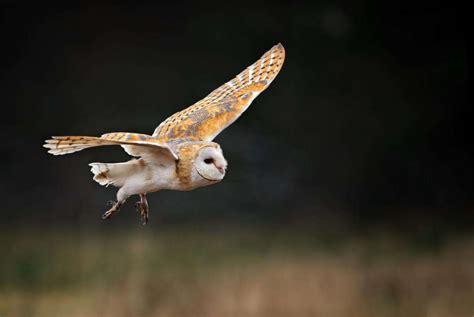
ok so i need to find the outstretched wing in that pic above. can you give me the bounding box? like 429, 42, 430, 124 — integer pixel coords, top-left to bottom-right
153, 43, 285, 143
44, 132, 178, 160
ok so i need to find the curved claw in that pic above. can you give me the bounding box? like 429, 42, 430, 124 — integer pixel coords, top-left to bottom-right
141, 212, 149, 225
136, 194, 149, 225
102, 201, 122, 220
136, 202, 149, 225
101, 210, 114, 220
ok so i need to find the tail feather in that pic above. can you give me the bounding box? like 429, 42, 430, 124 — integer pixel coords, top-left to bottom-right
43, 136, 115, 155
89, 163, 111, 186
89, 160, 143, 187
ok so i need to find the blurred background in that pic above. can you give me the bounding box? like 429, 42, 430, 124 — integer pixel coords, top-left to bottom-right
0, 2, 471, 316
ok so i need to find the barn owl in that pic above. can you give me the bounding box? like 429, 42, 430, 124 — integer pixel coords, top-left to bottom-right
44, 43, 285, 224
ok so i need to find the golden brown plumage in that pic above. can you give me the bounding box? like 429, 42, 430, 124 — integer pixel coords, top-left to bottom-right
153, 43, 285, 143
44, 133, 177, 159
175, 142, 222, 190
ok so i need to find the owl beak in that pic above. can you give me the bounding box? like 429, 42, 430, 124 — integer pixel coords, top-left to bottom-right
215, 164, 226, 174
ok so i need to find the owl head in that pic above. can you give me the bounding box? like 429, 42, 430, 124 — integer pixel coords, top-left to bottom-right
195, 145, 227, 182
177, 142, 227, 189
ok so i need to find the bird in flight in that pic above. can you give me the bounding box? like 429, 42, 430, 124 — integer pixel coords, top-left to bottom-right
44, 43, 285, 224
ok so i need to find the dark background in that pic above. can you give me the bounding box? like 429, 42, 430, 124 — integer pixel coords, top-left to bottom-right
0, 2, 470, 230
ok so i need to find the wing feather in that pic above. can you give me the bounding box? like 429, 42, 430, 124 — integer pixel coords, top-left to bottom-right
44, 133, 178, 160
153, 43, 285, 142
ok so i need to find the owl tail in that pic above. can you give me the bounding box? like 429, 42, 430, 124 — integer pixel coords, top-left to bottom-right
89, 160, 143, 187
89, 162, 115, 186
43, 136, 116, 155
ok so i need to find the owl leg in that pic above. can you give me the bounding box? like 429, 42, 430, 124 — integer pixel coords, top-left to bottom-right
101, 188, 129, 220
135, 193, 149, 225
102, 201, 122, 219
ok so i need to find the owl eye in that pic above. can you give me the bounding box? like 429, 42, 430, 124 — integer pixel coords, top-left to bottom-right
204, 158, 214, 164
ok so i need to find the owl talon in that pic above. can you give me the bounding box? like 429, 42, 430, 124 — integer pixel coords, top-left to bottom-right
135, 203, 148, 225
135, 194, 149, 225
102, 201, 122, 220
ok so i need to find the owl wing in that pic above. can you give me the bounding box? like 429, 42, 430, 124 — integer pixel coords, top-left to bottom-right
152, 43, 285, 143
44, 132, 178, 161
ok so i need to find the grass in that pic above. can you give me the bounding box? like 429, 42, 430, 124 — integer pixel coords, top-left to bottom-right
0, 225, 473, 317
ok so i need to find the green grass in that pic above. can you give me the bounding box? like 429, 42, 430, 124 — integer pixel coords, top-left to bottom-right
1, 226, 473, 317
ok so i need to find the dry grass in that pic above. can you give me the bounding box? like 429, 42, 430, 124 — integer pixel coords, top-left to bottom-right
0, 227, 473, 317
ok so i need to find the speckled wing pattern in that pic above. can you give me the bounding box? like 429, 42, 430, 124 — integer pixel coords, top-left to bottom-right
44, 132, 178, 159
152, 43, 285, 143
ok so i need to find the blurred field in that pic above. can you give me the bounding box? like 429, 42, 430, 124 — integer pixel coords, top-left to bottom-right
1, 226, 473, 317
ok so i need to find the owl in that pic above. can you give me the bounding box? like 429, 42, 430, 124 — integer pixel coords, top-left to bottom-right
44, 43, 285, 224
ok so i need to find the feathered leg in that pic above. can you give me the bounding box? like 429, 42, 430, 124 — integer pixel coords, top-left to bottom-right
135, 193, 149, 225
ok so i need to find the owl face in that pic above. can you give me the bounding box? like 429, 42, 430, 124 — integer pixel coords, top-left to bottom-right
194, 145, 227, 182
